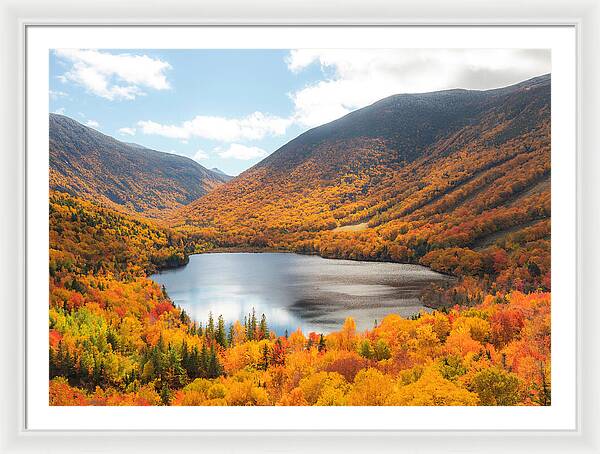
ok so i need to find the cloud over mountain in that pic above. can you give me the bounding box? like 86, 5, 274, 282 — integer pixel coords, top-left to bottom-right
286, 49, 551, 127
55, 49, 172, 101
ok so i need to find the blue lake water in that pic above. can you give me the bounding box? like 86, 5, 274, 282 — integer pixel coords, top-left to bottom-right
150, 252, 450, 335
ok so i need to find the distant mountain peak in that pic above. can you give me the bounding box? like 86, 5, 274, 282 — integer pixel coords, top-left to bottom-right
49, 114, 230, 216
210, 168, 234, 181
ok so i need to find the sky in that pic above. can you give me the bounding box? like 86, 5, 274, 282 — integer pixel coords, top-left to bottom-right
49, 49, 551, 176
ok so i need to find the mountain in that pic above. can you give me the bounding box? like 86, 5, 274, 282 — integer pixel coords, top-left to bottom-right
49, 114, 229, 216
211, 168, 234, 181
174, 75, 551, 292
124, 142, 150, 150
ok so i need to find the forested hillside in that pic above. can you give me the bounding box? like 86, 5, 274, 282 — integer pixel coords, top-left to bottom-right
174, 75, 551, 299
48, 75, 552, 406
50, 114, 229, 217
48, 191, 550, 407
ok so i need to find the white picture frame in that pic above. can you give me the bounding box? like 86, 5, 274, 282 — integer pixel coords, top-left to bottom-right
1, 0, 598, 452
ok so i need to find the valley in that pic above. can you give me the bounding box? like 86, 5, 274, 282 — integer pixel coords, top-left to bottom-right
47, 74, 552, 407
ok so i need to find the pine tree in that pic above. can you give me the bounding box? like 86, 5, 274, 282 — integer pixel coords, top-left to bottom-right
199, 343, 209, 378
207, 345, 222, 378
150, 343, 165, 380
193, 346, 201, 379
358, 339, 374, 359
260, 343, 270, 370
216, 315, 227, 348
49, 347, 56, 378
160, 382, 171, 405
179, 308, 190, 324
250, 308, 257, 340
206, 312, 215, 340
164, 344, 186, 388
55, 340, 67, 376
92, 358, 104, 388
181, 339, 190, 376
259, 313, 269, 340
63, 348, 75, 382
227, 323, 234, 347
106, 329, 118, 351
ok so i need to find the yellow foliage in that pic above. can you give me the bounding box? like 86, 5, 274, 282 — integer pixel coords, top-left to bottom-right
389, 366, 478, 405
347, 369, 395, 406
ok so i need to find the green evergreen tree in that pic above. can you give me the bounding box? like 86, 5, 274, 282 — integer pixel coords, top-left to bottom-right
373, 339, 391, 361
216, 315, 227, 348
160, 382, 171, 405
199, 343, 209, 378
49, 347, 57, 378
250, 308, 257, 340
206, 312, 215, 340
358, 339, 374, 359
160, 344, 186, 388
259, 313, 269, 340
181, 339, 190, 376
179, 308, 190, 324
227, 323, 235, 347
207, 345, 222, 378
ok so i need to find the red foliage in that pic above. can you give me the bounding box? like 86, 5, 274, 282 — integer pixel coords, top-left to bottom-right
490, 308, 525, 348
150, 301, 174, 321
49, 329, 62, 348
323, 351, 367, 382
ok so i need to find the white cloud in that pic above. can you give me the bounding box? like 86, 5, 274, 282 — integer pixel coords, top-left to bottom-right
54, 49, 172, 101
137, 112, 292, 142
85, 119, 100, 128
49, 90, 68, 100
286, 49, 551, 127
216, 143, 267, 160
118, 127, 136, 136
193, 149, 210, 161
53, 107, 66, 115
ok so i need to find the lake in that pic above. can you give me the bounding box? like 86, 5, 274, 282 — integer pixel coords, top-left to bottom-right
150, 252, 451, 335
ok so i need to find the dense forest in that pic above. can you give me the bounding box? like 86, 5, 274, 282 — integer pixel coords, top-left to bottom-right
49, 190, 550, 406
48, 75, 551, 406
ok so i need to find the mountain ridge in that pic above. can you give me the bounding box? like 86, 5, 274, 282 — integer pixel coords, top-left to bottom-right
49, 113, 229, 216
173, 74, 551, 293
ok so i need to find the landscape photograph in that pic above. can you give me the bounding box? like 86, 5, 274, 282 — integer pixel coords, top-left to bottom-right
48, 48, 551, 407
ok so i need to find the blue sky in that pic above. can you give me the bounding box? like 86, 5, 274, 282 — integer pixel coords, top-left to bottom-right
50, 49, 550, 175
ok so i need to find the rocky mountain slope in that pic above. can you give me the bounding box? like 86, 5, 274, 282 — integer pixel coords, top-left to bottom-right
50, 114, 229, 216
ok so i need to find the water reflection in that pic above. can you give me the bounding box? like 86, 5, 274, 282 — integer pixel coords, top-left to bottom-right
150, 252, 450, 334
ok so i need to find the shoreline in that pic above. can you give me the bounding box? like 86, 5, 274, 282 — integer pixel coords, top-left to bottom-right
188, 246, 457, 279
202, 246, 290, 254
153, 247, 457, 312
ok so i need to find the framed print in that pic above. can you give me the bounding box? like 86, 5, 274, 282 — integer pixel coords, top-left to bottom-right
1, 0, 599, 452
